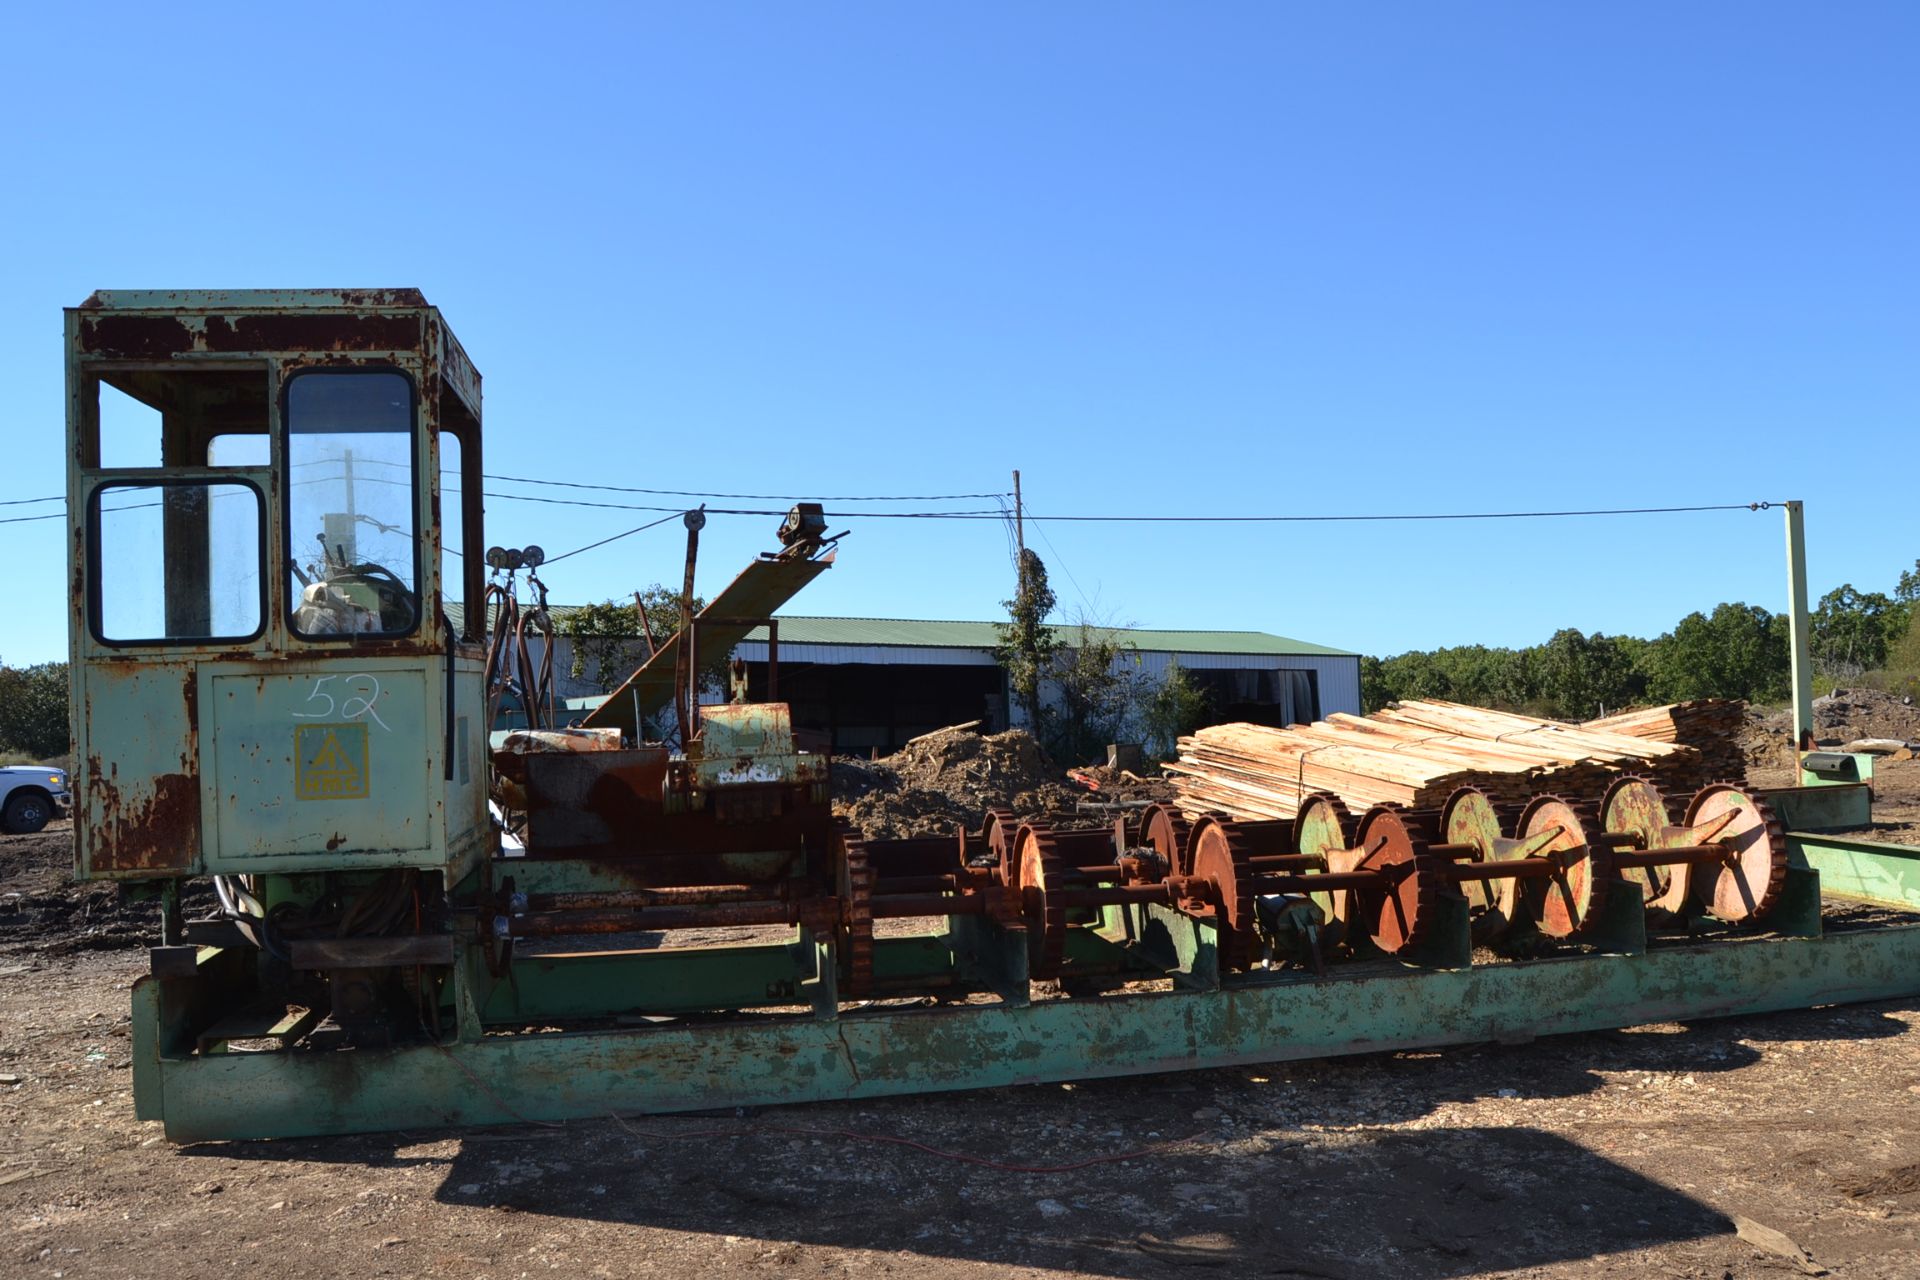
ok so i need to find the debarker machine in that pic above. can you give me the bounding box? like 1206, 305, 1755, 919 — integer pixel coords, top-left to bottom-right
65, 289, 1920, 1141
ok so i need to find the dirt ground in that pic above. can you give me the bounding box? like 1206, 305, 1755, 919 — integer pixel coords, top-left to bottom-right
6, 797, 1920, 1280
1749, 753, 1920, 848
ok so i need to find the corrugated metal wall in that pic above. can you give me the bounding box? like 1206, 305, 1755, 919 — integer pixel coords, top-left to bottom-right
734, 641, 999, 668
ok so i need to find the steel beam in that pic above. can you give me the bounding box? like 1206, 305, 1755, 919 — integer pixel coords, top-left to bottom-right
1784, 500, 1815, 762
1791, 833, 1920, 909
135, 922, 1920, 1142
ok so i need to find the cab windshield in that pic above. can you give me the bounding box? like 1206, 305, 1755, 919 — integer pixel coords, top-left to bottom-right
285, 370, 419, 638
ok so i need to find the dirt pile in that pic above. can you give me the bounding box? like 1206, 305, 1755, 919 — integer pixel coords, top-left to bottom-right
1741, 687, 1920, 770
830, 728, 1092, 838
0, 820, 213, 955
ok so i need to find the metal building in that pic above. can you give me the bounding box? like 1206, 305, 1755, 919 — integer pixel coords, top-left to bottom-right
728, 617, 1361, 754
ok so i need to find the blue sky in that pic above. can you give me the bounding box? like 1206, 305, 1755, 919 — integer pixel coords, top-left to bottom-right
2, 3, 1914, 665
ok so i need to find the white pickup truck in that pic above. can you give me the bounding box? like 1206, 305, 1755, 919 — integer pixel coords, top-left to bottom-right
0, 766, 69, 835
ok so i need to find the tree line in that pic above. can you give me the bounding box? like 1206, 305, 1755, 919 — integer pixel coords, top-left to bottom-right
1363, 559, 1920, 719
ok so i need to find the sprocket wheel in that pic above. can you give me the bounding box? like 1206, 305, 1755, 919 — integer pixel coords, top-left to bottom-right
1184, 817, 1259, 971
1600, 776, 1674, 906
835, 827, 876, 997
1293, 792, 1355, 936
1014, 822, 1074, 979
1352, 804, 1442, 955
1136, 802, 1193, 876
1515, 795, 1607, 940
1439, 785, 1510, 943
1683, 783, 1789, 923
983, 807, 1020, 886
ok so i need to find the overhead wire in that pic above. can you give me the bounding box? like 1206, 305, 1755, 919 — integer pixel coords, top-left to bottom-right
481, 473, 1011, 502
542, 511, 684, 565
1021, 495, 1097, 617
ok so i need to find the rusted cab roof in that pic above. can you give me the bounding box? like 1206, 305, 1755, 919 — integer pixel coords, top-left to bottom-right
68, 287, 480, 418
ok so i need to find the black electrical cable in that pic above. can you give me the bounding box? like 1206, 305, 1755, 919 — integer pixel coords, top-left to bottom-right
482, 474, 1011, 502
541, 511, 684, 565
986, 502, 1786, 523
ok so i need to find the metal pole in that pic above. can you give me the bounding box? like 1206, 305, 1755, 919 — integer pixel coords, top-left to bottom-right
1785, 500, 1814, 760
1012, 469, 1024, 561
634, 590, 657, 658
675, 508, 705, 749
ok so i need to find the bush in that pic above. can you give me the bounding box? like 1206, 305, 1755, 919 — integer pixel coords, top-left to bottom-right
1141, 660, 1209, 759
0, 662, 70, 760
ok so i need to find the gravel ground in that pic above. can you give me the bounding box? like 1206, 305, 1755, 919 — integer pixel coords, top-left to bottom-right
5, 770, 1920, 1279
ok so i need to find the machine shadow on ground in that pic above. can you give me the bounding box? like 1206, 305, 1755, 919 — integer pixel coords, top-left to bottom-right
165, 1001, 1916, 1278
196, 1118, 1735, 1278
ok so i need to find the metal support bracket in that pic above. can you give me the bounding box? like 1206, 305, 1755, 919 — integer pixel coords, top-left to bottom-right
951, 913, 1031, 1007
1767, 866, 1824, 938
1581, 879, 1649, 956
1398, 890, 1476, 969
788, 926, 838, 1021
1137, 902, 1220, 990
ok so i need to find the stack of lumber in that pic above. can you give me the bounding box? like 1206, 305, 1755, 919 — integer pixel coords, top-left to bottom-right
1166, 699, 1701, 822
1583, 700, 1747, 786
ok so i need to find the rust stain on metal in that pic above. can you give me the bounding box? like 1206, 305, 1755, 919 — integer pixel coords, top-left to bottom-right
78, 315, 194, 358
202, 313, 419, 353
335, 288, 428, 308
88, 759, 198, 873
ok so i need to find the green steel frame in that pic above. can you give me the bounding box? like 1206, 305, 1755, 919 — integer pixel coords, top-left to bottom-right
130, 830, 1920, 1141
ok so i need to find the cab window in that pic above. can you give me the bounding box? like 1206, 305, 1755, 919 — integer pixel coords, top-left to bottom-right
285, 370, 420, 638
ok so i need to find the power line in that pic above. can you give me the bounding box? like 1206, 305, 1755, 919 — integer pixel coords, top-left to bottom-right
485, 492, 1005, 517
543, 511, 685, 564
1, 497, 1786, 529
1021, 497, 1096, 617
0, 495, 63, 507
483, 474, 1011, 502
991, 502, 1784, 523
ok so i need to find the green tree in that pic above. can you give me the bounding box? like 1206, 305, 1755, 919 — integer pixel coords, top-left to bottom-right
1364, 645, 1536, 711
1811, 585, 1899, 678
0, 662, 71, 760
1141, 658, 1210, 759
993, 548, 1058, 731
1534, 629, 1642, 719
1640, 603, 1787, 703
560, 586, 710, 694
1896, 559, 1920, 605
1042, 620, 1140, 765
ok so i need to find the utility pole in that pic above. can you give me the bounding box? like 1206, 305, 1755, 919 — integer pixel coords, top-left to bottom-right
1012, 469, 1024, 562
1012, 467, 1026, 614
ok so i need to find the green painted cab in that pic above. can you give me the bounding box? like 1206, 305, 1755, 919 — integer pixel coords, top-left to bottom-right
66, 290, 491, 881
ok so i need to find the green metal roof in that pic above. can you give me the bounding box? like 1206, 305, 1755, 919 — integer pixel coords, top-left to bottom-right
738, 617, 1357, 657
442, 605, 1354, 658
